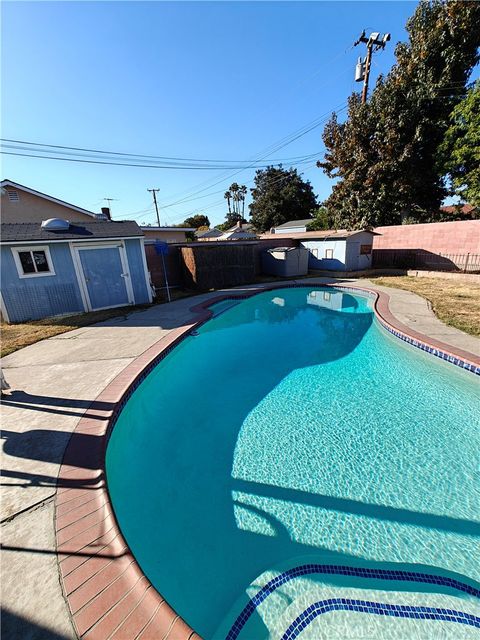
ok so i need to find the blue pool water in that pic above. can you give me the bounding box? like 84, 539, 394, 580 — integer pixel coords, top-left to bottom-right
106, 287, 480, 638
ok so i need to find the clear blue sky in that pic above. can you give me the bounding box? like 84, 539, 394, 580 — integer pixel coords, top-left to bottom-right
2, 1, 423, 226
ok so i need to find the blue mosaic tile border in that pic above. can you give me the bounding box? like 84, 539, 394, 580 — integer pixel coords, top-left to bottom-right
376, 320, 480, 375
281, 598, 480, 640
225, 564, 480, 640
251, 283, 479, 376
323, 284, 480, 376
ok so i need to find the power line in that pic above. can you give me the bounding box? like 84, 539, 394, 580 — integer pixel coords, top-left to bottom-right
163, 162, 318, 226
128, 162, 316, 225
157, 103, 347, 210
0, 148, 323, 171
1, 150, 327, 171
156, 155, 317, 211
0, 139, 321, 167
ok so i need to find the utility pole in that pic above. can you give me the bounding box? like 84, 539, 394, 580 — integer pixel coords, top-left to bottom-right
147, 188, 161, 226
354, 30, 391, 104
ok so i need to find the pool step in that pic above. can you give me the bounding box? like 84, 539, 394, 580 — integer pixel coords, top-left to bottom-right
216, 563, 480, 640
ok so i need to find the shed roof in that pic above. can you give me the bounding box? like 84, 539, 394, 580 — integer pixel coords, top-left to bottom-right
0, 220, 143, 244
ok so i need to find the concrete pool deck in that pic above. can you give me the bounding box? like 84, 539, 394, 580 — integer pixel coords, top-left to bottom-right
1, 278, 479, 639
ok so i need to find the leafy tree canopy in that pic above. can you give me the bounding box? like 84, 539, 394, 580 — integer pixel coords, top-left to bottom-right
438, 80, 480, 207
306, 206, 337, 231
182, 213, 210, 229
318, 0, 480, 229
249, 166, 317, 232
216, 216, 248, 232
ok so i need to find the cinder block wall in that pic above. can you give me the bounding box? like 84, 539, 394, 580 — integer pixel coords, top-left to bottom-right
373, 220, 480, 254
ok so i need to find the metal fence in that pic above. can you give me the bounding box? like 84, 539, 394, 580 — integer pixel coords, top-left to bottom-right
372, 250, 480, 273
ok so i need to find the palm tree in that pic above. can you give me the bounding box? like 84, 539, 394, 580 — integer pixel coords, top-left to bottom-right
224, 190, 232, 214
230, 183, 240, 216
239, 185, 247, 217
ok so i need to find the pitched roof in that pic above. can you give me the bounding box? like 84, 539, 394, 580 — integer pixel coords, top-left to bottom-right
141, 226, 195, 232
1, 179, 102, 218
0, 220, 143, 244
440, 204, 477, 215
225, 222, 254, 232
195, 228, 224, 238
219, 228, 257, 240
274, 219, 313, 229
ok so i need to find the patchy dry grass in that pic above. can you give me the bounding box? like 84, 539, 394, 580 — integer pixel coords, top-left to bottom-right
372, 276, 480, 337
0, 305, 150, 358
0, 289, 196, 358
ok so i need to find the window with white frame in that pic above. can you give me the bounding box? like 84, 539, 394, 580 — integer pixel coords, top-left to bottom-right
12, 246, 55, 277
325, 248, 334, 259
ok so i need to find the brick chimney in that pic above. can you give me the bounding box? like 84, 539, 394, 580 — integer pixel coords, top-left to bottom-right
101, 207, 111, 220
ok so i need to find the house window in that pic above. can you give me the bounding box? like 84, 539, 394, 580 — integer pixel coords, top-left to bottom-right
311, 248, 318, 258
12, 246, 55, 278
325, 248, 333, 259
360, 244, 372, 255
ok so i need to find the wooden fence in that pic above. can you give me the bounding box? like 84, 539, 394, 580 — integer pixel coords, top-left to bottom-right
145, 237, 300, 294
181, 243, 257, 290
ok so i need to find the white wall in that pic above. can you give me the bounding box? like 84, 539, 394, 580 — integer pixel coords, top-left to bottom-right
345, 232, 374, 270
275, 225, 307, 234
301, 239, 347, 270
301, 233, 374, 271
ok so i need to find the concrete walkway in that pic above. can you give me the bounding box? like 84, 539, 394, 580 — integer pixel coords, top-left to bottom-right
1, 279, 479, 639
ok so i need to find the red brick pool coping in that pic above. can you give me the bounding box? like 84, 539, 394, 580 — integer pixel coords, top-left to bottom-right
55, 284, 480, 640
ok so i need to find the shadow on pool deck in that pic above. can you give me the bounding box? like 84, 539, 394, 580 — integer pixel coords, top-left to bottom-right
1, 607, 72, 640
1, 391, 114, 419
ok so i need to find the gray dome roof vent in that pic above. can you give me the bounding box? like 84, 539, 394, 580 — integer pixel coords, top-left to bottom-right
41, 218, 71, 231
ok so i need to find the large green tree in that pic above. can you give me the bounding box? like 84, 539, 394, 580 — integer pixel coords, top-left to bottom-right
249, 166, 317, 232
438, 81, 480, 207
318, 0, 480, 229
182, 213, 210, 229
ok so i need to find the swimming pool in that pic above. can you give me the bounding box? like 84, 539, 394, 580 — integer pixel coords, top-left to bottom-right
106, 287, 480, 638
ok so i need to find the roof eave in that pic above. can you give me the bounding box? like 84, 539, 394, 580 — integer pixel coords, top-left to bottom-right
1, 235, 144, 245
1, 179, 99, 218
